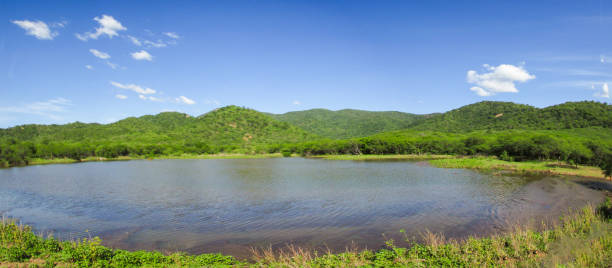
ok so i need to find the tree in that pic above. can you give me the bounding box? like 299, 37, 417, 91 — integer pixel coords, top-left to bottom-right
600, 153, 612, 180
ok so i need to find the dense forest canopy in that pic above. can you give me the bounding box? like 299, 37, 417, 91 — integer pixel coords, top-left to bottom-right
410, 101, 612, 132
0, 101, 611, 170
269, 109, 425, 139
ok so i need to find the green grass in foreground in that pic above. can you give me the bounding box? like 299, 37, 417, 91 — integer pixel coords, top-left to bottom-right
2, 202, 611, 267
429, 156, 607, 179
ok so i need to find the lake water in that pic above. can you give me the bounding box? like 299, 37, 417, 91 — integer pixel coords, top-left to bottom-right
0, 158, 605, 258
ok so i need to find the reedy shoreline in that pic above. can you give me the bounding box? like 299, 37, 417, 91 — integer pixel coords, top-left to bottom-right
1, 202, 611, 267
314, 154, 609, 179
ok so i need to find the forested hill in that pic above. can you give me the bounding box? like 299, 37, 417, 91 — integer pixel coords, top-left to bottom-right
270, 109, 426, 139
1, 101, 611, 167
0, 106, 315, 151
1, 101, 610, 143
408, 101, 612, 132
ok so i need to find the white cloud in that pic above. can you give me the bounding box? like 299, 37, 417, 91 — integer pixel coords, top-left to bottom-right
127, 35, 142, 46
535, 67, 612, 78
85, 65, 93, 70
467, 64, 535, 96
469, 87, 493, 97
543, 80, 612, 98
115, 94, 128, 100
131, 50, 153, 61
600, 55, 612, 64
143, 39, 167, 48
110, 81, 156, 94
128, 34, 174, 48
595, 83, 610, 98
51, 21, 68, 28
292, 100, 301, 105
89, 49, 110, 59
176, 96, 195, 105
105, 61, 120, 70
136, 95, 162, 102
0, 98, 70, 120
163, 32, 180, 39
76, 15, 126, 41
12, 20, 57, 40
126, 37, 172, 48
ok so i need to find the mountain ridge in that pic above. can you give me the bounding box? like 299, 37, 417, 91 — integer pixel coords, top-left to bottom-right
1, 101, 610, 141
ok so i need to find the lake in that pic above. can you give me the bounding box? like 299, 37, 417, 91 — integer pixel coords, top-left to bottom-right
0, 158, 604, 258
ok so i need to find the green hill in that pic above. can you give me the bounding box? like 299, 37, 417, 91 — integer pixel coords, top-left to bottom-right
270, 101, 611, 138
0, 106, 316, 164
193, 105, 316, 146
1, 101, 611, 167
270, 109, 425, 139
409, 101, 612, 132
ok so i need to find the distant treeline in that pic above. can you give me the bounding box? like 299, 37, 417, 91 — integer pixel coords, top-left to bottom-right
0, 140, 220, 167
274, 128, 612, 170
2, 128, 611, 172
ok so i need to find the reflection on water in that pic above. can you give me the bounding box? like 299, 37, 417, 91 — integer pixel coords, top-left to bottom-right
0, 158, 604, 257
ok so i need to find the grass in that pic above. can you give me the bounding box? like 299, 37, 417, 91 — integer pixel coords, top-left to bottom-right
2, 202, 611, 267
311, 154, 453, 161
0, 219, 244, 267
429, 156, 607, 179
314, 154, 607, 179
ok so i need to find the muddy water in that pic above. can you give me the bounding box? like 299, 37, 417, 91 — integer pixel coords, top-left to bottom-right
0, 158, 604, 257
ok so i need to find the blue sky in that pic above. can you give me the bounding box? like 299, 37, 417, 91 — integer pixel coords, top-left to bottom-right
0, 0, 610, 127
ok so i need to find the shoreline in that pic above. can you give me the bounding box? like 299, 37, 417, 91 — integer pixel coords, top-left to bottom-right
13, 154, 609, 180
25, 153, 284, 166
427, 156, 607, 179
313, 154, 607, 180
2, 202, 610, 266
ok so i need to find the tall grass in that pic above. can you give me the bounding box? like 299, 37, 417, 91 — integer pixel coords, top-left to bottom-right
251, 204, 612, 267
429, 156, 606, 179
2, 202, 611, 267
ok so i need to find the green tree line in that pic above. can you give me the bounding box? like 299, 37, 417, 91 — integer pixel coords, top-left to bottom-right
273, 128, 612, 173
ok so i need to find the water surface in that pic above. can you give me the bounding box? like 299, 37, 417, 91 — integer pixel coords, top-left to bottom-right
0, 158, 604, 257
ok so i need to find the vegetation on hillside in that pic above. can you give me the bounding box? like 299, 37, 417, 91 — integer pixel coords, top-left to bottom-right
410, 101, 612, 132
270, 108, 425, 139
271, 101, 611, 138
0, 106, 316, 167
1, 101, 611, 174
2, 203, 611, 267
